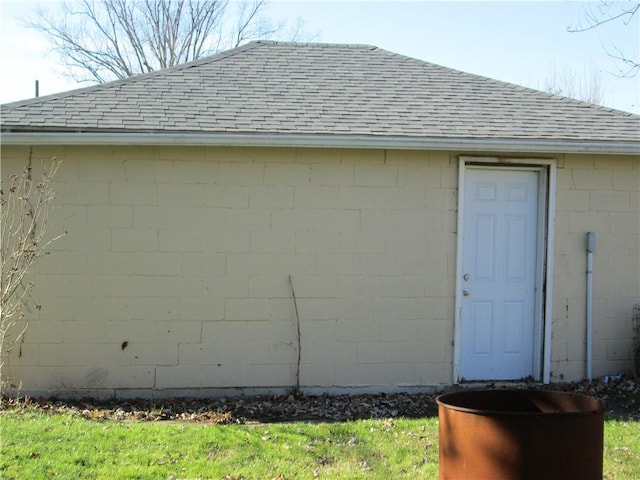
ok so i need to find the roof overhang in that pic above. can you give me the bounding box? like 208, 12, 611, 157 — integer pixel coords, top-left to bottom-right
1, 132, 639, 155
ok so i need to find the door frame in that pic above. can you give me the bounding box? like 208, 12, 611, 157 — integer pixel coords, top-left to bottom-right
453, 156, 557, 384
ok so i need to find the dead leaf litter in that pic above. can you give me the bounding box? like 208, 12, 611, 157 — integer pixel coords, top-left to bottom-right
2, 375, 638, 423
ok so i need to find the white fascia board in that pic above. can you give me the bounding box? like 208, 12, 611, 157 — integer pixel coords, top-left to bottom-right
1, 132, 639, 155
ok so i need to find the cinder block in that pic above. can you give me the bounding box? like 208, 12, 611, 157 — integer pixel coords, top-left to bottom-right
112, 229, 159, 252
336, 319, 380, 342
119, 343, 178, 366
38, 251, 88, 274
556, 189, 589, 212
226, 209, 271, 231
200, 363, 246, 387
201, 320, 249, 345
382, 275, 425, 298
572, 169, 613, 190
300, 361, 334, 386
299, 319, 338, 344
242, 341, 297, 365
158, 228, 203, 252
129, 252, 181, 275
269, 253, 316, 275
354, 164, 398, 187
218, 162, 265, 185
339, 186, 393, 208
340, 231, 385, 253
361, 209, 415, 232
61, 181, 110, 205
180, 253, 226, 277
88, 205, 133, 228
134, 206, 180, 229
379, 319, 423, 343
180, 253, 225, 276
568, 212, 610, 234
294, 185, 340, 208
377, 363, 421, 385
317, 253, 360, 275
613, 169, 640, 191
204, 275, 249, 298
338, 276, 382, 298
155, 365, 203, 388
178, 343, 224, 366
272, 208, 359, 232
289, 275, 338, 298
269, 298, 295, 321
265, 163, 310, 185
249, 186, 294, 208
180, 207, 225, 230
179, 297, 225, 321
295, 231, 340, 253
417, 298, 453, 321
5, 366, 63, 390
361, 253, 428, 276
296, 298, 339, 321
607, 339, 633, 361
590, 191, 630, 212
5, 342, 39, 366
154, 321, 202, 343
227, 253, 271, 278
610, 213, 640, 234
110, 182, 157, 205
60, 228, 111, 252
95, 297, 178, 322
225, 298, 271, 321
122, 158, 173, 182
567, 339, 586, 361
333, 362, 379, 386
357, 342, 393, 364
249, 275, 292, 298
373, 298, 417, 321
41, 273, 113, 298
398, 163, 441, 188
418, 362, 449, 384
251, 231, 295, 253
593, 156, 635, 170
310, 164, 354, 185
39, 343, 114, 367
203, 185, 248, 208
244, 363, 296, 387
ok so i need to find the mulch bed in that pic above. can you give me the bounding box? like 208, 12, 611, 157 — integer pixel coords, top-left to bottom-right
2, 375, 638, 424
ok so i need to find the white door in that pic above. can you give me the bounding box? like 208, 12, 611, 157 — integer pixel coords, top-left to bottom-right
459, 168, 540, 380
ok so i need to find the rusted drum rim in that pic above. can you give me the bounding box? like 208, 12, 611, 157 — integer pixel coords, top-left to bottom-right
436, 389, 605, 417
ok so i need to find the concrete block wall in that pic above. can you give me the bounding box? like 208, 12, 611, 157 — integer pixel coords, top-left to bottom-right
2, 145, 637, 397
551, 154, 640, 381
2, 145, 457, 397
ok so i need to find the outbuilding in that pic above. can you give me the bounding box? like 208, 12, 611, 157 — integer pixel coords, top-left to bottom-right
2, 41, 638, 398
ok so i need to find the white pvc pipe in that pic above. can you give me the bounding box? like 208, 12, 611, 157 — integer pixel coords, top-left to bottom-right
586, 232, 596, 381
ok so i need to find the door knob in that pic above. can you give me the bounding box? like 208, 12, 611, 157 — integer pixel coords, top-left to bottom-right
463, 273, 470, 281
463, 289, 470, 296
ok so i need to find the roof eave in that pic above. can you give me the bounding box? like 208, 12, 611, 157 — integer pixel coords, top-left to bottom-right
1, 132, 639, 155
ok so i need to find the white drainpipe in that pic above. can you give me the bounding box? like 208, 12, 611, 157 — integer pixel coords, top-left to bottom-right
586, 232, 596, 381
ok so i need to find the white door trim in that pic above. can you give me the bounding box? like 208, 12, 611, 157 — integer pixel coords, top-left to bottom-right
453, 156, 556, 383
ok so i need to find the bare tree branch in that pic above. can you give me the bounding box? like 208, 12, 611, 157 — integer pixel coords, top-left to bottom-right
1, 155, 65, 392
25, 0, 316, 84
569, 1, 639, 77
541, 64, 606, 106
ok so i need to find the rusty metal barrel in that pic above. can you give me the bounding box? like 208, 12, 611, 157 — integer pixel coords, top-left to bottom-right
436, 389, 605, 480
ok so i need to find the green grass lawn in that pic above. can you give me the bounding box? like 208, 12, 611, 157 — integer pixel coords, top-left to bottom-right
1, 409, 638, 479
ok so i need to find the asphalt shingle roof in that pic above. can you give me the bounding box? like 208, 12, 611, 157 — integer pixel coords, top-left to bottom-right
1, 41, 639, 144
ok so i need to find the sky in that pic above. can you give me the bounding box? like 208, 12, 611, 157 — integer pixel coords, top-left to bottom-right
0, 0, 638, 114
